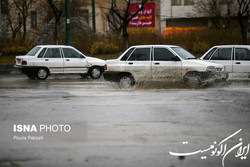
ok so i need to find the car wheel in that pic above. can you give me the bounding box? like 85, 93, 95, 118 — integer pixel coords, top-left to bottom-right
89, 67, 102, 79
37, 68, 49, 80
119, 74, 135, 88
184, 73, 202, 88
26, 73, 36, 80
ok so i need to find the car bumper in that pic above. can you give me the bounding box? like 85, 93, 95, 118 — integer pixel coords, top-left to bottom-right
201, 71, 229, 81
14, 65, 38, 74
214, 72, 229, 80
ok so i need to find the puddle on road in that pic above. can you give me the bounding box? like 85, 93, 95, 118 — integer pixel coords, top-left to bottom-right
1, 74, 249, 92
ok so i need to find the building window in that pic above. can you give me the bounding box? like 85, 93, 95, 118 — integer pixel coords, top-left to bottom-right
184, 0, 194, 5
171, 0, 182, 6
31, 11, 37, 29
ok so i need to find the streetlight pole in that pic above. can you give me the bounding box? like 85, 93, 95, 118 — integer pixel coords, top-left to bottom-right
92, 0, 96, 32
65, 0, 71, 45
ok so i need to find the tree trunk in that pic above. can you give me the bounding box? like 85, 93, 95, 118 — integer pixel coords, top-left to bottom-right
54, 19, 58, 45
238, 14, 247, 44
122, 21, 129, 50
23, 18, 26, 40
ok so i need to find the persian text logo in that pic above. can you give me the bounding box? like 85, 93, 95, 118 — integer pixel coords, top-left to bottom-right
169, 129, 249, 167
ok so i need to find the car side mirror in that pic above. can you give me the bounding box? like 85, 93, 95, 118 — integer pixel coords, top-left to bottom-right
81, 55, 85, 59
171, 56, 179, 61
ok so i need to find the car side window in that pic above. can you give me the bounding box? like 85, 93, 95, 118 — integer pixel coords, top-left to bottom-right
62, 48, 82, 58
121, 48, 135, 61
154, 48, 177, 61
203, 48, 217, 60
128, 48, 150, 61
37, 48, 46, 58
43, 48, 61, 58
235, 48, 250, 61
210, 48, 232, 60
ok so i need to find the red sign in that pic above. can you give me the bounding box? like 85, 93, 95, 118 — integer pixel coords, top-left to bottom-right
128, 2, 155, 28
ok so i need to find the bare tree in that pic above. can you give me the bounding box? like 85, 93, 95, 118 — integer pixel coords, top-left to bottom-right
13, 0, 34, 39
106, 9, 122, 33
106, 0, 147, 50
46, 0, 63, 45
7, 13, 22, 40
2, 1, 22, 40
193, 0, 234, 29
237, 0, 250, 44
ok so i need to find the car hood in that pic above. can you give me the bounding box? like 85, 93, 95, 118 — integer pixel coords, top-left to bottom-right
86, 56, 104, 62
182, 59, 224, 68
85, 56, 105, 66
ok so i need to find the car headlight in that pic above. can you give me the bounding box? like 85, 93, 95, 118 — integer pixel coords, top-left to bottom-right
206, 66, 217, 72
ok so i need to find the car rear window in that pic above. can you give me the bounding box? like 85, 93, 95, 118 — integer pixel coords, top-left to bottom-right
27, 47, 41, 56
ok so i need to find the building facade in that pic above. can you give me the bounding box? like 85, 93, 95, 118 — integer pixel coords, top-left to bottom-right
160, 0, 238, 34
0, 0, 240, 39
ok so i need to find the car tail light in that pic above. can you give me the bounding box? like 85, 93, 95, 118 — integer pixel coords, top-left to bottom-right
21, 60, 27, 65
104, 64, 107, 70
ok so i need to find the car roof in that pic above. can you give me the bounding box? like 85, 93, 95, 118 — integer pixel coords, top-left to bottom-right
36, 45, 74, 48
212, 45, 250, 48
130, 45, 179, 48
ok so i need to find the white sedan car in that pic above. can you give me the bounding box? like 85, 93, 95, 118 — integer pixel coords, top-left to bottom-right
200, 45, 250, 78
14, 45, 105, 80
103, 45, 228, 87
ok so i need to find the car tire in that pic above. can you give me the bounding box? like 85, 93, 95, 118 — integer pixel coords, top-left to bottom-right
37, 68, 49, 80
118, 74, 135, 88
89, 67, 102, 79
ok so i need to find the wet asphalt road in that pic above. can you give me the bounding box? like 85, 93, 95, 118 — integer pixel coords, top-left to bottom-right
0, 73, 250, 167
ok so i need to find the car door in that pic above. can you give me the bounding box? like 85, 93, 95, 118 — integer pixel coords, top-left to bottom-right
209, 47, 233, 72
125, 47, 152, 80
152, 47, 182, 80
62, 47, 88, 73
42, 48, 64, 73
233, 47, 250, 73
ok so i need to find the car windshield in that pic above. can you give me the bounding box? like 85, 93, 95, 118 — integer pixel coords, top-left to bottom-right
171, 47, 196, 60
27, 47, 41, 56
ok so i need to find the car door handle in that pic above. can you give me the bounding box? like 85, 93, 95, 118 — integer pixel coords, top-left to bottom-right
128, 62, 133, 65
236, 62, 241, 64
45, 59, 49, 61
66, 59, 70, 61
154, 62, 160, 65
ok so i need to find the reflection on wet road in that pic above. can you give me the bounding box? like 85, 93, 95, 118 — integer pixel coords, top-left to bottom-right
0, 73, 250, 167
